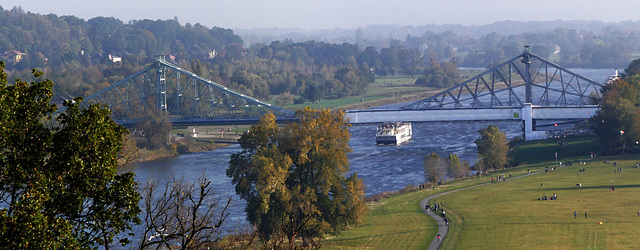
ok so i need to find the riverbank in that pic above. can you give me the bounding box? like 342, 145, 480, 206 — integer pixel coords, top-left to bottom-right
123, 125, 246, 164
129, 138, 238, 163
322, 135, 611, 249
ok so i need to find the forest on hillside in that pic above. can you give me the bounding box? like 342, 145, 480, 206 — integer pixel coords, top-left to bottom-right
1, 5, 638, 102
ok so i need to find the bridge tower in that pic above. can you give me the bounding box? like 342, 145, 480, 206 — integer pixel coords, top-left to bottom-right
156, 55, 168, 113
521, 45, 532, 103
520, 45, 540, 139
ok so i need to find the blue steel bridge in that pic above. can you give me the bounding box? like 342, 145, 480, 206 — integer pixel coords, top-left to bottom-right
83, 47, 606, 140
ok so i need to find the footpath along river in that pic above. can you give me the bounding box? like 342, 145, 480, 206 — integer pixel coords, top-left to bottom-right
122, 68, 613, 231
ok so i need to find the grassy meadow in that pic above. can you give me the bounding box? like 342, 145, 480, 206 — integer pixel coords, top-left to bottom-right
283, 75, 433, 110
323, 136, 640, 249
434, 156, 640, 249
508, 135, 603, 166
321, 165, 545, 249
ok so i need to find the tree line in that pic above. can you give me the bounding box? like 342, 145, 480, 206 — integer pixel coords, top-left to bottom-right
1, 6, 638, 106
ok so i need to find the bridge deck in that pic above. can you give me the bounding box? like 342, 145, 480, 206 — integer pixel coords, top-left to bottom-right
345, 106, 598, 124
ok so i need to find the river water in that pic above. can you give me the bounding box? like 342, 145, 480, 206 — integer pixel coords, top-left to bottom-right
121, 68, 614, 231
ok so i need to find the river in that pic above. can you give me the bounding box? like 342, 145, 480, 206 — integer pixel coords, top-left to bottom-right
121, 68, 614, 231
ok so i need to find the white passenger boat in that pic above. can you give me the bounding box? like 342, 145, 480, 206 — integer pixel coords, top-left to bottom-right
376, 122, 412, 144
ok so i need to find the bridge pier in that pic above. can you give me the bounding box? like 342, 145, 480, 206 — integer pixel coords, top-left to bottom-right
522, 103, 546, 141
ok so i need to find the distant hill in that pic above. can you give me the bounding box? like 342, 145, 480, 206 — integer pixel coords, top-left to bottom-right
237, 20, 640, 46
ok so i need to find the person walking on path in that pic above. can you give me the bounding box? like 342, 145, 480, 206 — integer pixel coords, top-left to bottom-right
574, 211, 577, 218
420, 167, 545, 250
437, 234, 441, 242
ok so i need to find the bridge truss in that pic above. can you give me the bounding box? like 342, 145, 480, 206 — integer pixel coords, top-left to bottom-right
403, 46, 606, 110
82, 56, 295, 125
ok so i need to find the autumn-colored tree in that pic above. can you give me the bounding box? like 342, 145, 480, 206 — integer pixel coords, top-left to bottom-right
0, 63, 141, 249
227, 107, 365, 248
446, 154, 469, 179
475, 125, 509, 171
423, 152, 446, 184
591, 79, 640, 149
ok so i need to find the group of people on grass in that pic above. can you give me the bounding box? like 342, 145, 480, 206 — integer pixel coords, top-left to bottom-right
491, 173, 512, 183
538, 193, 558, 200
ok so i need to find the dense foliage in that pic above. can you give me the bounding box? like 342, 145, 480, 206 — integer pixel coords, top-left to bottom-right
474, 125, 509, 171
0, 7, 374, 103
0, 6, 637, 106
227, 108, 365, 248
0, 62, 140, 248
590, 60, 640, 150
415, 61, 460, 88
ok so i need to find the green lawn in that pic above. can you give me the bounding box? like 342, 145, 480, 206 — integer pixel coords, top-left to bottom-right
283, 79, 435, 110
322, 188, 436, 250
508, 135, 603, 166
321, 166, 544, 250
434, 157, 640, 249
372, 76, 420, 87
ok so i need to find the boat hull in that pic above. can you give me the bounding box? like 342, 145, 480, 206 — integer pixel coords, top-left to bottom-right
376, 122, 412, 144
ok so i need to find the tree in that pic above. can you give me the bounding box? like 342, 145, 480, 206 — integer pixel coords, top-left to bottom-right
423, 152, 446, 184
474, 125, 509, 172
227, 107, 365, 248
446, 154, 468, 179
302, 82, 325, 103
591, 79, 640, 149
416, 61, 460, 88
137, 174, 232, 249
275, 92, 294, 107
625, 58, 640, 77
0, 64, 141, 248
136, 112, 173, 150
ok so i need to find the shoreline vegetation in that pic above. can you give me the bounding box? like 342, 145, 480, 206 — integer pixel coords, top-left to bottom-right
123, 125, 246, 164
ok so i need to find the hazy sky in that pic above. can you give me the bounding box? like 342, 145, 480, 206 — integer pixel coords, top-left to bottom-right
2, 0, 640, 29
